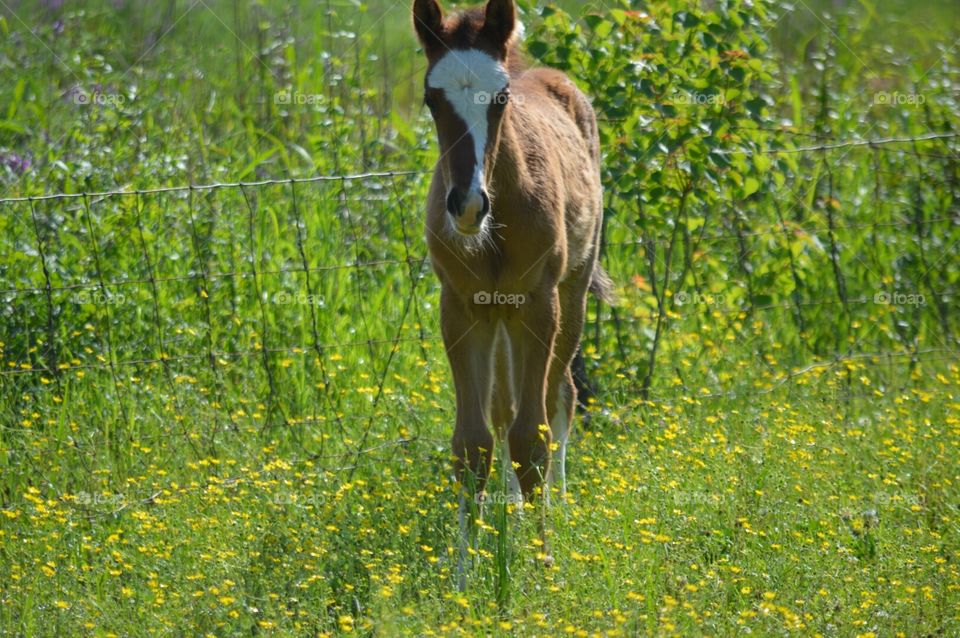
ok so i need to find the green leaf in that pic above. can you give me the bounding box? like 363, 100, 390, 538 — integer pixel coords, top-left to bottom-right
527, 41, 549, 60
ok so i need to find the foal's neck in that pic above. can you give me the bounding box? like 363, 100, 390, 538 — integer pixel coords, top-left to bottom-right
490, 107, 525, 198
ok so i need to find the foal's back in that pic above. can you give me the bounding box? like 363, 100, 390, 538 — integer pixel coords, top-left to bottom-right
506, 66, 603, 272
513, 67, 600, 166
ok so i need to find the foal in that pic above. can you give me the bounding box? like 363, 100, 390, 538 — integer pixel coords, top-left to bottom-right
413, 0, 607, 566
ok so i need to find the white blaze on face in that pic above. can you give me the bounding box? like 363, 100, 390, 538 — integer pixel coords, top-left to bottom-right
427, 49, 509, 225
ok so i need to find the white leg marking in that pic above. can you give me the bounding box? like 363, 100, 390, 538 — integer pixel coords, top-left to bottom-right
549, 387, 570, 497
457, 491, 471, 591
554, 436, 567, 497
494, 322, 522, 506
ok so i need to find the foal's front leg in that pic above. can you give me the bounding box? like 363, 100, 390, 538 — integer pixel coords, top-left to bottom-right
440, 286, 495, 589
506, 285, 560, 562
506, 286, 559, 496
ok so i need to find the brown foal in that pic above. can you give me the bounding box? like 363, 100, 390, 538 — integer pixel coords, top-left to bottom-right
413, 0, 608, 577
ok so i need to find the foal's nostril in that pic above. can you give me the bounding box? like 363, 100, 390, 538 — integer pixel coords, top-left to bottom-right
479, 191, 490, 220
446, 189, 464, 217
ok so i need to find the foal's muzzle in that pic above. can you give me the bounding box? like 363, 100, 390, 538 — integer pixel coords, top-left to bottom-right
447, 188, 490, 235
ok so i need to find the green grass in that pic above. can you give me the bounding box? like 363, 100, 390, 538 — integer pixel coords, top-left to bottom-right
2, 374, 958, 635
1, 0, 959, 635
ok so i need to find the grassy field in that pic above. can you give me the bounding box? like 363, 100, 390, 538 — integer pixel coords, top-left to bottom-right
1, 0, 959, 635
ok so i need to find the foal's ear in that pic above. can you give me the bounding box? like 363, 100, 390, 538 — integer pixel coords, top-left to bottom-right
413, 0, 444, 54
482, 0, 516, 50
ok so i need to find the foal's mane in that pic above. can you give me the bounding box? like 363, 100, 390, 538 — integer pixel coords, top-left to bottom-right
504, 41, 529, 78
444, 7, 528, 78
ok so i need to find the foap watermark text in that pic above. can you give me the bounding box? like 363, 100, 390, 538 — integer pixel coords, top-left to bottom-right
473, 290, 526, 308
873, 91, 926, 107
675, 291, 725, 306
274, 91, 324, 106
72, 291, 128, 306
874, 290, 925, 307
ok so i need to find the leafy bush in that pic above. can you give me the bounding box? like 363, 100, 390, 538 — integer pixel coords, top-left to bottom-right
522, 0, 958, 397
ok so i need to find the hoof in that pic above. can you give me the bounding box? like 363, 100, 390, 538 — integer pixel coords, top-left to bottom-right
542, 553, 555, 569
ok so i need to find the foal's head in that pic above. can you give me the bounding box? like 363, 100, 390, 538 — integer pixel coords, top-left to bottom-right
413, 0, 521, 238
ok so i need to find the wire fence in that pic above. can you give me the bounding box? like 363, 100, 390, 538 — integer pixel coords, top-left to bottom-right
1, 131, 958, 468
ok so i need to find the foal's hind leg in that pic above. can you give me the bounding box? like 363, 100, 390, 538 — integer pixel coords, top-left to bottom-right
545, 262, 593, 499
546, 371, 575, 498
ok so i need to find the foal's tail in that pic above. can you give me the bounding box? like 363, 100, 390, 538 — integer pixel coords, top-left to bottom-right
588, 264, 615, 306
572, 263, 615, 418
